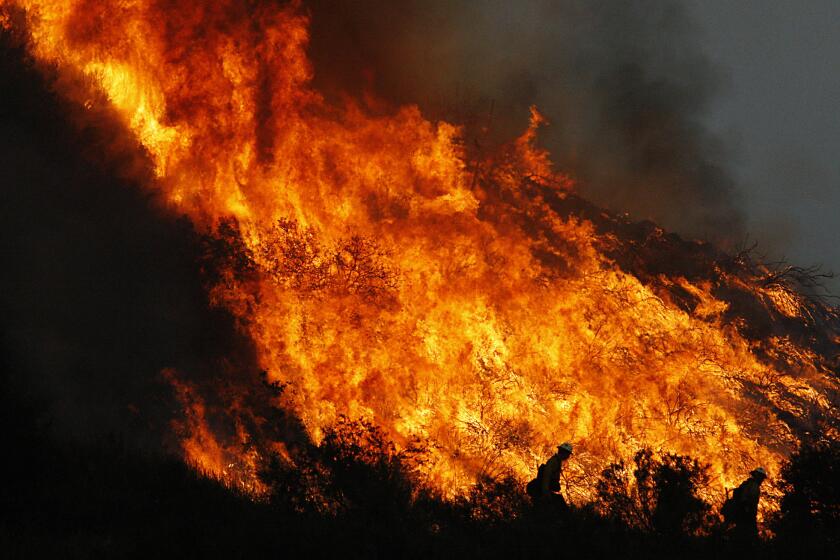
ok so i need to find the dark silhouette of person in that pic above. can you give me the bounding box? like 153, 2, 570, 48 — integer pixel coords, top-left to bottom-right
723, 466, 767, 538
527, 442, 572, 510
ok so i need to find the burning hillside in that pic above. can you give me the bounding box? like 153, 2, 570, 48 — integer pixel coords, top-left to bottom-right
1, 0, 838, 519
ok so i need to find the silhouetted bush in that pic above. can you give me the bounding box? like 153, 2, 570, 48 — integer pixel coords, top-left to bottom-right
773, 438, 840, 556
596, 448, 712, 537
320, 416, 416, 517
457, 474, 529, 526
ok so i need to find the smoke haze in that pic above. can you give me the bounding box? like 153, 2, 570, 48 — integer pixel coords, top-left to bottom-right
306, 0, 745, 245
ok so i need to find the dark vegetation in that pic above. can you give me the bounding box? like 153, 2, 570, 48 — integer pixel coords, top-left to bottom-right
3, 356, 839, 559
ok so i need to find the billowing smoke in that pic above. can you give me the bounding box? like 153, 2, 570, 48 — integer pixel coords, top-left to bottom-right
305, 0, 744, 245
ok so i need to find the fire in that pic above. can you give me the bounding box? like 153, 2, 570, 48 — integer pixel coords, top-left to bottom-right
4, 0, 838, 506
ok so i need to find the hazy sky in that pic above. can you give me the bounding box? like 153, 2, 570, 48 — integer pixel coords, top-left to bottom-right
685, 0, 840, 287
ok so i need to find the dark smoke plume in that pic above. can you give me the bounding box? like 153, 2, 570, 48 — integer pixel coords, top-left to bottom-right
305, 0, 745, 245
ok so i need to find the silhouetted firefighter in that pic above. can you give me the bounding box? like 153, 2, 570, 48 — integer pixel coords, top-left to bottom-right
526, 442, 573, 507
722, 467, 767, 538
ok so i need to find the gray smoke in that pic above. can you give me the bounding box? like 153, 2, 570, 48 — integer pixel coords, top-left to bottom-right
305, 0, 745, 245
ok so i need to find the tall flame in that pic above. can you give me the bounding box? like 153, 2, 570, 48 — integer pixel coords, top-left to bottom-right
5, 0, 838, 504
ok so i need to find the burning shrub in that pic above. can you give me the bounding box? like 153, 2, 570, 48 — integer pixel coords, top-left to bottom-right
258, 219, 326, 294
596, 448, 712, 536
258, 219, 397, 301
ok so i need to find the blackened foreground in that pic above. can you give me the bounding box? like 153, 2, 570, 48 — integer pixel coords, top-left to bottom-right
2, 361, 839, 559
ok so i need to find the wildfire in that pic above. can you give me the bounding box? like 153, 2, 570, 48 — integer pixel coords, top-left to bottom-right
4, 0, 838, 508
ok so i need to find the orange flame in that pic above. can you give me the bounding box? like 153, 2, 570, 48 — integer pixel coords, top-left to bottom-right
5, 0, 838, 508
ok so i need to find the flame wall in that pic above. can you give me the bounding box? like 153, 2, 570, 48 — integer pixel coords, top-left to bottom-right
4, 0, 838, 503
